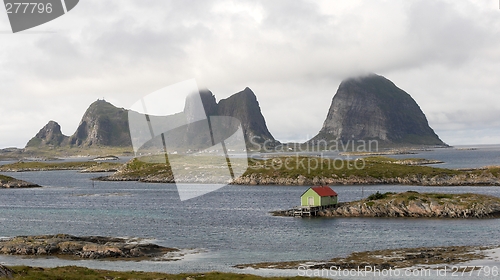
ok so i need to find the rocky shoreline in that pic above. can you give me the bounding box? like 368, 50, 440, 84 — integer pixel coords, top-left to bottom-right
0, 234, 177, 261
97, 171, 500, 186
231, 173, 500, 186
5, 155, 500, 187
235, 245, 491, 270
0, 175, 41, 188
0, 161, 122, 173
273, 192, 500, 218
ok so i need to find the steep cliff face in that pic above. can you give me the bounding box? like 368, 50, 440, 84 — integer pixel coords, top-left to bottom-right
68, 100, 131, 147
182, 88, 276, 147
26, 120, 68, 148
310, 74, 446, 146
216, 87, 276, 145
26, 89, 276, 153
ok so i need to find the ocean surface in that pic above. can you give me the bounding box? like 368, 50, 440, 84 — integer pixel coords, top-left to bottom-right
0, 145, 500, 279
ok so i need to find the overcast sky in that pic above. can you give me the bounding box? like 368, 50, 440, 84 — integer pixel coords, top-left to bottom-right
1, 0, 500, 148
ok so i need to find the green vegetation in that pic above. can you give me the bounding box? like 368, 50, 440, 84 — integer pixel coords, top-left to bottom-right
117, 156, 172, 178
0, 174, 15, 182
245, 156, 461, 179
0, 174, 39, 188
4, 265, 321, 280
106, 155, 500, 185
361, 191, 500, 209
485, 166, 500, 177
367, 191, 394, 201
22, 146, 134, 158
0, 161, 122, 172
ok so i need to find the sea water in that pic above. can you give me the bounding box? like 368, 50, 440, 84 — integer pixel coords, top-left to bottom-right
0, 145, 499, 279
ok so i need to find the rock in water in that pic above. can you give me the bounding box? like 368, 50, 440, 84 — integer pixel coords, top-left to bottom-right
310, 74, 446, 147
0, 175, 41, 188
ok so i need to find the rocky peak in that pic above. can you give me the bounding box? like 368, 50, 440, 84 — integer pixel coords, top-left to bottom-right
68, 99, 131, 147
26, 120, 68, 148
310, 74, 446, 147
199, 89, 218, 116
25, 88, 277, 153
217, 87, 276, 144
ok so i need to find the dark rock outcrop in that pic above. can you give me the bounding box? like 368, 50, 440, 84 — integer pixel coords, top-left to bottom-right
310, 74, 446, 147
26, 89, 277, 153
0, 175, 41, 188
180, 88, 277, 149
68, 100, 131, 147
0, 234, 177, 260
216, 88, 276, 145
26, 121, 68, 148
0, 265, 13, 279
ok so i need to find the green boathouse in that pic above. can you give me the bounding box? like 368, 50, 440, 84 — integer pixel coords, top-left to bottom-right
300, 186, 338, 207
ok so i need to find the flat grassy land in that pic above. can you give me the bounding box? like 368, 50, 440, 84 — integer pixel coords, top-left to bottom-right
0, 174, 15, 182
245, 156, 462, 179
8, 155, 500, 185
22, 146, 134, 158
0, 161, 123, 172
3, 266, 319, 280
106, 155, 500, 184
115, 155, 457, 178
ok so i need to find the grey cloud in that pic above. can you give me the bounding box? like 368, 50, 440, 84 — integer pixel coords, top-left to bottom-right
1, 0, 500, 147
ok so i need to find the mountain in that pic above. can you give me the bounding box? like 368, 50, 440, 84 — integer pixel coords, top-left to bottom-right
215, 87, 276, 145
182, 88, 277, 149
26, 120, 69, 148
25, 89, 277, 153
68, 100, 131, 147
310, 74, 446, 147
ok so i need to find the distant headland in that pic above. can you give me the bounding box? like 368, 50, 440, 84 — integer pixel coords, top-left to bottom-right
1, 74, 447, 159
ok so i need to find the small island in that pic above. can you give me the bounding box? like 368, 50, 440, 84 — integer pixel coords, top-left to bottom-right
92, 155, 120, 161
235, 244, 493, 270
274, 191, 500, 218
0, 175, 41, 188
0, 161, 121, 173
98, 156, 500, 186
0, 234, 177, 261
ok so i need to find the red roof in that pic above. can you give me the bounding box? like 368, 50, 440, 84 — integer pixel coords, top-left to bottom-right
311, 186, 338, 197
